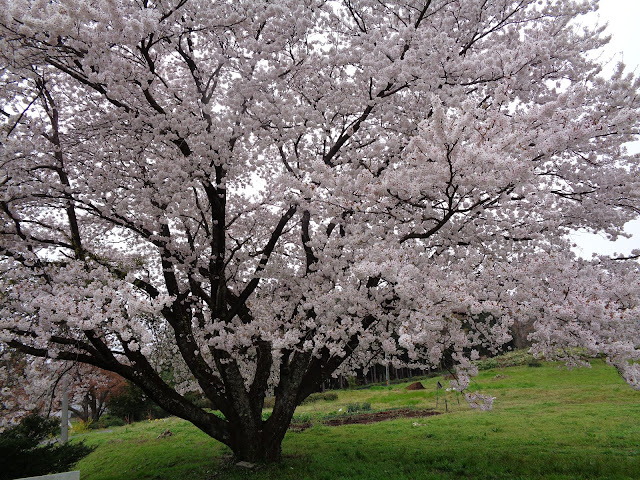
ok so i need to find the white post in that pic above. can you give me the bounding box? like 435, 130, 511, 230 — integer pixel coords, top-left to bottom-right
61, 374, 69, 444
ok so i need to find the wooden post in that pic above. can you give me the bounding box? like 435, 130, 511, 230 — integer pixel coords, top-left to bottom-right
61, 374, 69, 444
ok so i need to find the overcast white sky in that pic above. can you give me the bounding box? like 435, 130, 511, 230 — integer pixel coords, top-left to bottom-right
570, 0, 640, 258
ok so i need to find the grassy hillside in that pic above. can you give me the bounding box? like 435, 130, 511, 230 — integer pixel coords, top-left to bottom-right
72, 359, 640, 479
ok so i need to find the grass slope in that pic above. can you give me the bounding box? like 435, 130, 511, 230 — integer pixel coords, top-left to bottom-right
73, 360, 640, 479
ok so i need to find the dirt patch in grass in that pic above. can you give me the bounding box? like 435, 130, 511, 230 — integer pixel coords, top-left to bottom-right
289, 409, 439, 431
289, 422, 314, 432
323, 409, 438, 426
405, 381, 426, 390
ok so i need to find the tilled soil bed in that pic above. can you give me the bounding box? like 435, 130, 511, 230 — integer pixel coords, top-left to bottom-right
323, 408, 438, 426
289, 408, 438, 431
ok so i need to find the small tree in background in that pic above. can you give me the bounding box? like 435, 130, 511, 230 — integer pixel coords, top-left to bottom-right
66, 365, 126, 424
1, 349, 125, 428
106, 381, 168, 424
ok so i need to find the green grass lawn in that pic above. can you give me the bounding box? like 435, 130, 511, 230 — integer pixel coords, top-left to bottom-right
73, 360, 640, 479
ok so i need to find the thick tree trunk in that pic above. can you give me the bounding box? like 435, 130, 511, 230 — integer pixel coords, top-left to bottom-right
223, 393, 298, 463
229, 431, 286, 463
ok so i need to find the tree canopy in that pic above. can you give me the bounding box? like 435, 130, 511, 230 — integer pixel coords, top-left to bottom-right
1, 0, 639, 462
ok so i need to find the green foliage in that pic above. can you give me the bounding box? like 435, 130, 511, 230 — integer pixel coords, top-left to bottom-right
476, 350, 539, 370
71, 419, 93, 434
0, 414, 94, 480
301, 392, 339, 405
264, 391, 338, 410
368, 385, 394, 391
107, 381, 168, 423
89, 415, 126, 430
476, 357, 499, 370
211, 410, 226, 420
183, 391, 214, 409
291, 413, 312, 424
346, 402, 372, 414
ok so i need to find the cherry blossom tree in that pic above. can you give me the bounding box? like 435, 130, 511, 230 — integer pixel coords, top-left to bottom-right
64, 364, 125, 423
0, 348, 32, 429
0, 349, 124, 428
1, 0, 639, 462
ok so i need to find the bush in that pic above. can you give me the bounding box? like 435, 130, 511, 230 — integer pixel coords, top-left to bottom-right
183, 391, 214, 409
301, 392, 338, 405
263, 391, 338, 409
106, 381, 168, 423
70, 419, 93, 434
0, 414, 94, 480
476, 350, 538, 370
476, 357, 499, 370
89, 415, 126, 430
498, 350, 537, 367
